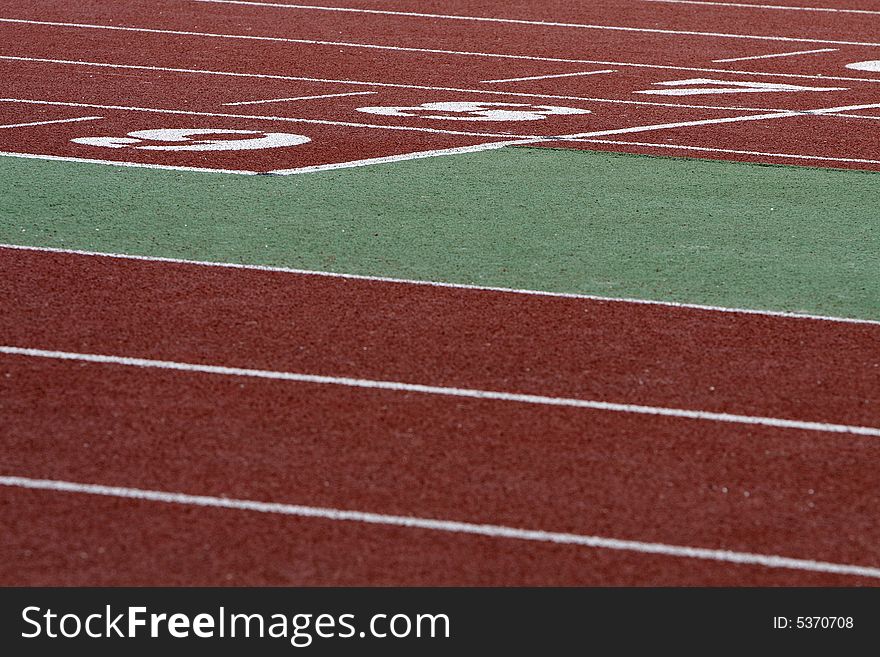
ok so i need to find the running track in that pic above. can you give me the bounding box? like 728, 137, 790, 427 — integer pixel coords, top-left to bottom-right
2, 0, 880, 172
2, 245, 880, 585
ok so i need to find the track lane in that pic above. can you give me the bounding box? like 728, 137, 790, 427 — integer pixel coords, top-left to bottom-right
2, 353, 880, 572
2, 486, 871, 586
2, 248, 879, 432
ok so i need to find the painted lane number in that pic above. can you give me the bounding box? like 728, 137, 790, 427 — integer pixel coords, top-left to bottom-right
71, 128, 311, 151
356, 101, 590, 121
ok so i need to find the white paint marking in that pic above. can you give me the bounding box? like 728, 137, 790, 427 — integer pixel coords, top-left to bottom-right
713, 48, 837, 63
0, 115, 103, 129
357, 101, 591, 122
1, 243, 877, 326
846, 61, 880, 73
72, 128, 311, 152
223, 91, 376, 106
0, 150, 257, 174
635, 78, 845, 96
2, 475, 879, 579
269, 140, 522, 174
642, 0, 880, 17
2, 345, 879, 437
796, 100, 880, 115
482, 69, 616, 84
577, 137, 880, 166
0, 98, 546, 139
188, 0, 880, 47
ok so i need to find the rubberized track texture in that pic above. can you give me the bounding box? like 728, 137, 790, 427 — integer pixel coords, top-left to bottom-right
2, 248, 879, 585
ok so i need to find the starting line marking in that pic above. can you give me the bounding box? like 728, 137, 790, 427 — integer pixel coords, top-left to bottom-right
713, 48, 838, 64
224, 91, 376, 106
2, 474, 879, 580
268, 140, 521, 175
2, 345, 879, 438
187, 0, 880, 48
481, 69, 616, 84
2, 243, 878, 326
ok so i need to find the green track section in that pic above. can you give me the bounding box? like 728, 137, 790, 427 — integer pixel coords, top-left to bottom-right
1, 149, 878, 319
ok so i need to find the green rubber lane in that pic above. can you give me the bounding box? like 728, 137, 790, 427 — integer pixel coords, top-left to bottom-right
1, 148, 878, 319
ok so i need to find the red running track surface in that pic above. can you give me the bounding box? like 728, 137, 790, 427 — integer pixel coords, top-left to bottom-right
1, 247, 879, 585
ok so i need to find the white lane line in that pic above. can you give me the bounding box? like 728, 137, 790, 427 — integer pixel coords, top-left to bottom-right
5, 16, 880, 87
269, 140, 523, 174
0, 115, 103, 129
2, 345, 879, 437
0, 24, 880, 89
189, 0, 880, 48
642, 0, 880, 16
482, 69, 616, 84
2, 474, 878, 580
0, 55, 800, 113
713, 48, 838, 63
2, 243, 878, 326
0, 98, 546, 139
574, 137, 880, 165
801, 100, 880, 115
223, 91, 376, 106
0, 150, 257, 174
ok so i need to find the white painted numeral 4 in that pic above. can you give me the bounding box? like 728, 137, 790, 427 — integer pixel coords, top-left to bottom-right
846, 61, 880, 72
356, 101, 590, 121
71, 128, 311, 151
635, 78, 846, 96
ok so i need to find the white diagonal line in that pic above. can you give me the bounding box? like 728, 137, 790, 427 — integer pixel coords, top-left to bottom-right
713, 48, 837, 63
2, 475, 879, 579
2, 346, 879, 437
223, 91, 376, 106
482, 69, 616, 84
2, 243, 878, 326
0, 115, 103, 129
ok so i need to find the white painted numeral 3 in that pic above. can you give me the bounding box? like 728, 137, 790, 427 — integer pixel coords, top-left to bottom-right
71, 128, 311, 151
357, 101, 590, 121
